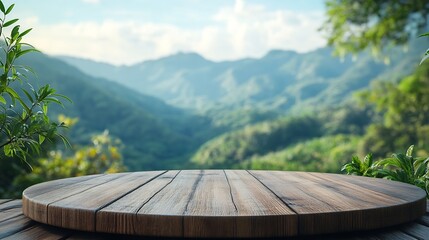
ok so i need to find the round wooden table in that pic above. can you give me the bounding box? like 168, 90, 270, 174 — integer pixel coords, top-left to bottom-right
22, 170, 427, 238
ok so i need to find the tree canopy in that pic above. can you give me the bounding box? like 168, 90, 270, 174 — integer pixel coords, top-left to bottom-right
321, 0, 429, 57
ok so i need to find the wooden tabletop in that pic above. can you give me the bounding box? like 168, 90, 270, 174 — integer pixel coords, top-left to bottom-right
22, 170, 427, 238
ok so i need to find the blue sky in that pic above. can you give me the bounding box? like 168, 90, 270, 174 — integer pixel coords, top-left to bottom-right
12, 0, 326, 65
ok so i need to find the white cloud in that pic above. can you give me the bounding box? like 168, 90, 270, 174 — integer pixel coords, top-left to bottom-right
23, 0, 326, 65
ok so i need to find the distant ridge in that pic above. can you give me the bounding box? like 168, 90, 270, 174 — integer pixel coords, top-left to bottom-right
59, 40, 425, 111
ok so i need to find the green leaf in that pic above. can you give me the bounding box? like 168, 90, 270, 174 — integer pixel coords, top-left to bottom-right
38, 134, 45, 144
22, 88, 33, 102
42, 104, 48, 114
18, 28, 32, 38
418, 32, 429, 37
16, 48, 38, 59
57, 133, 72, 148
0, 1, 5, 14
420, 51, 429, 65
3, 18, 18, 28
0, 95, 5, 104
5, 4, 14, 14
406, 145, 414, 158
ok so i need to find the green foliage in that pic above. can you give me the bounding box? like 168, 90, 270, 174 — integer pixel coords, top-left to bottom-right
343, 146, 429, 197
3, 129, 126, 198
357, 64, 429, 157
247, 135, 360, 173
191, 116, 323, 168
342, 154, 378, 177
321, 0, 429, 58
0, 0, 69, 163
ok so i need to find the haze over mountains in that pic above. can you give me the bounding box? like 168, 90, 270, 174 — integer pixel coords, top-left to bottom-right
17, 40, 425, 170
60, 42, 422, 112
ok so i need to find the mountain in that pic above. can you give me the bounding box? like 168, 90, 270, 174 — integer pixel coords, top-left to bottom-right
18, 53, 217, 170
59, 39, 427, 112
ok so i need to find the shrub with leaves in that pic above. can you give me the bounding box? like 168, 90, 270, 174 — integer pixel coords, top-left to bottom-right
343, 145, 429, 198
0, 0, 69, 164
375, 145, 429, 196
341, 153, 378, 177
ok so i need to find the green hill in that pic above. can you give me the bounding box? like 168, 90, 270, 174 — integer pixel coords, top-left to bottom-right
19, 53, 216, 170
191, 104, 372, 171
191, 116, 324, 168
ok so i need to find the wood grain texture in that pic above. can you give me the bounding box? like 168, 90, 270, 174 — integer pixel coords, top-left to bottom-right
96, 170, 179, 235
2, 194, 429, 239
223, 170, 297, 238
23, 173, 126, 223
47, 171, 165, 231
22, 170, 427, 238
248, 170, 427, 235
2, 224, 72, 240
135, 170, 203, 237
0, 214, 34, 239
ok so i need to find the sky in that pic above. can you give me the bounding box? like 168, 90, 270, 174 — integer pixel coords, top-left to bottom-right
12, 0, 327, 65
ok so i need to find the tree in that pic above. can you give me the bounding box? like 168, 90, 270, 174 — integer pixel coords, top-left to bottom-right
357, 63, 429, 157
321, 0, 429, 58
0, 0, 69, 164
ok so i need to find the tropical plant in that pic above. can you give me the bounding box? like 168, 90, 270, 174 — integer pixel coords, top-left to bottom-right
375, 145, 429, 196
341, 153, 378, 177
342, 146, 429, 197
0, 0, 69, 164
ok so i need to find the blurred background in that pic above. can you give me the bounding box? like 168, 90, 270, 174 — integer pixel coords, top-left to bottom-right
1, 0, 429, 197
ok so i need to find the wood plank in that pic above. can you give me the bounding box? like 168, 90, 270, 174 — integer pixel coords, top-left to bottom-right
182, 170, 238, 238
135, 170, 203, 237
307, 173, 426, 229
0, 199, 12, 205
314, 173, 426, 202
0, 198, 427, 239
248, 171, 425, 235
23, 174, 104, 198
47, 171, 165, 231
224, 170, 297, 238
0, 199, 23, 223
0, 207, 22, 223
2, 224, 72, 240
20, 170, 427, 238
0, 199, 22, 210
23, 173, 129, 224
0, 214, 34, 239
96, 170, 180, 235
401, 222, 429, 239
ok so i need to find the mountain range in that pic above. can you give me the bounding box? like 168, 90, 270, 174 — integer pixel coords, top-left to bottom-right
13, 39, 426, 170
59, 40, 425, 112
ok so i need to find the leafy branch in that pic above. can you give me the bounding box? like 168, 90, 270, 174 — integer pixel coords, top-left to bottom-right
0, 0, 70, 164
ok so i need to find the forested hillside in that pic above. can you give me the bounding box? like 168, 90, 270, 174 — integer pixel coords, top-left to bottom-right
191, 63, 429, 172
43, 40, 427, 172
17, 53, 219, 170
